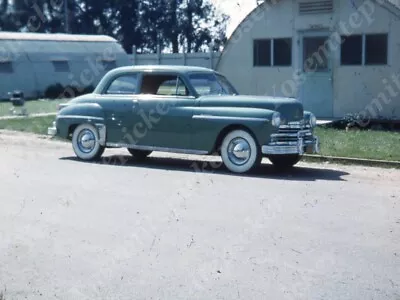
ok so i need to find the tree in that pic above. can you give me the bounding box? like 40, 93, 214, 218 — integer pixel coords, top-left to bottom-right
179, 0, 229, 53
111, 0, 143, 53
140, 0, 229, 53
0, 0, 229, 54
140, 0, 182, 53
0, 0, 11, 30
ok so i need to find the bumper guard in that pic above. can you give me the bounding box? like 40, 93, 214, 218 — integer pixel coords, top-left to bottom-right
262, 130, 320, 155
47, 121, 57, 137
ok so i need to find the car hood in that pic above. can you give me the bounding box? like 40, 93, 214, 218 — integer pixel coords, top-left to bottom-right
198, 95, 304, 122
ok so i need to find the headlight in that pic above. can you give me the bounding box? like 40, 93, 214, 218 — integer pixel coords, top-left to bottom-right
271, 112, 281, 128
309, 113, 317, 128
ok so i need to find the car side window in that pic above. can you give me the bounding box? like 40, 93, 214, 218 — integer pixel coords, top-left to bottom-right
105, 74, 138, 95
140, 74, 189, 96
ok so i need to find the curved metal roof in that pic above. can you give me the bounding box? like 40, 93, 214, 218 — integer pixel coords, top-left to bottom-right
0, 32, 117, 42
388, 0, 400, 9
216, 0, 400, 70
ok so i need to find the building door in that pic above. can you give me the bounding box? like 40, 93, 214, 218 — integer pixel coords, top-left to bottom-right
299, 32, 333, 118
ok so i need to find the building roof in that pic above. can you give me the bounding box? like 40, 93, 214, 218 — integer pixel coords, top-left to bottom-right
257, 0, 400, 13
0, 32, 117, 42
388, 0, 400, 9
109, 65, 214, 74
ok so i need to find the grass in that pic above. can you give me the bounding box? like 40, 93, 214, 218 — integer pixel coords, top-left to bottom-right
0, 116, 399, 162
0, 115, 55, 135
315, 127, 400, 162
0, 99, 68, 117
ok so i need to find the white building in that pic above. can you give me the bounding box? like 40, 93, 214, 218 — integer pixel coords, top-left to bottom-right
0, 32, 131, 100
216, 0, 400, 119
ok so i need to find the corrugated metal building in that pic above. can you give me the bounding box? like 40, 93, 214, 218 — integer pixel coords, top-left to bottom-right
216, 0, 400, 119
0, 32, 131, 100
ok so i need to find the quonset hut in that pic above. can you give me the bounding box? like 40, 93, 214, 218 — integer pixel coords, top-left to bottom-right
216, 0, 400, 119
0, 32, 131, 100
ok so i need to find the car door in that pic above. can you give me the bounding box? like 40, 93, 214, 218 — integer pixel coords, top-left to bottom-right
97, 72, 143, 145
135, 73, 196, 150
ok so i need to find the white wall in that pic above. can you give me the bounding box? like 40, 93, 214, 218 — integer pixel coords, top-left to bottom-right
334, 1, 400, 119
217, 0, 400, 119
217, 1, 296, 97
131, 52, 221, 70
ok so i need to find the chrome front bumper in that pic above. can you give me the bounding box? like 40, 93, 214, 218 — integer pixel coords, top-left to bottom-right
262, 129, 320, 155
47, 121, 57, 136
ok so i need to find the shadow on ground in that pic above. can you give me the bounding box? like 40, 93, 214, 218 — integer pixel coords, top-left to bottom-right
60, 154, 349, 182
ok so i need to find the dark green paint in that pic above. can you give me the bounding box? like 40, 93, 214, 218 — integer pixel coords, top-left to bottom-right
54, 66, 316, 153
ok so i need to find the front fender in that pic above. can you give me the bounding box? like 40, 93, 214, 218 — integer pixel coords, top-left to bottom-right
191, 107, 278, 152
56, 103, 106, 140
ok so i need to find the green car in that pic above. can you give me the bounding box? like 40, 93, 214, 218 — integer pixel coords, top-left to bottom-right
48, 65, 319, 174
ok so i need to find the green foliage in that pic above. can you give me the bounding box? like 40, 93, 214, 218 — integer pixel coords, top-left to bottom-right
0, 99, 67, 117
44, 83, 94, 99
315, 127, 400, 161
140, 0, 229, 53
0, 0, 229, 54
44, 83, 64, 99
0, 115, 55, 135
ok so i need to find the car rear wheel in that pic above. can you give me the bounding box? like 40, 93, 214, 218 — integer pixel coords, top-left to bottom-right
127, 149, 152, 160
220, 129, 261, 174
72, 124, 105, 161
268, 154, 301, 169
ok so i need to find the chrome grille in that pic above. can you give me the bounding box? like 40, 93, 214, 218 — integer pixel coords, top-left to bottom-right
272, 121, 313, 144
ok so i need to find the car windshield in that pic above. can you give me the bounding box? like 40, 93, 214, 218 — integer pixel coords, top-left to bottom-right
188, 72, 238, 96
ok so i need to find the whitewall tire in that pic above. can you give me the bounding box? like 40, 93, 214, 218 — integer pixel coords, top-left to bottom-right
72, 124, 105, 161
220, 129, 261, 174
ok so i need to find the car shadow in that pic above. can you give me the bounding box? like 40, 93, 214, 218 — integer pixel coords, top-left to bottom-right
60, 155, 349, 182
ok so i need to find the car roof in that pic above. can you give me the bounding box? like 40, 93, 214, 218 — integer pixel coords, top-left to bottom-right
111, 65, 215, 74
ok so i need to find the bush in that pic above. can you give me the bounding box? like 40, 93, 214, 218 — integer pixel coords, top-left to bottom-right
44, 83, 64, 99
44, 84, 95, 99
82, 85, 95, 94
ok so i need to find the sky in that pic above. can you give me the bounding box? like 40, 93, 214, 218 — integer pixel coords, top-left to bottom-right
212, 0, 257, 36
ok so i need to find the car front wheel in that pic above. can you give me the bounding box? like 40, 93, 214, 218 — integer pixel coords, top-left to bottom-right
72, 124, 105, 161
220, 129, 261, 174
127, 149, 152, 160
268, 154, 301, 169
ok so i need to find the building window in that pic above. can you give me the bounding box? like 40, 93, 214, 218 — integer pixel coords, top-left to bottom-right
273, 38, 292, 66
365, 34, 388, 65
254, 38, 292, 67
341, 34, 388, 66
254, 39, 271, 66
52, 61, 70, 72
0, 61, 13, 73
303, 37, 330, 72
341, 35, 362, 65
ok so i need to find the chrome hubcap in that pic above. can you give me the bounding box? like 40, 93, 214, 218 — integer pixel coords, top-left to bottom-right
227, 138, 251, 166
77, 129, 96, 153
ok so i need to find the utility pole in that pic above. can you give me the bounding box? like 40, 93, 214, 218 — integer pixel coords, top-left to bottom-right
64, 0, 69, 33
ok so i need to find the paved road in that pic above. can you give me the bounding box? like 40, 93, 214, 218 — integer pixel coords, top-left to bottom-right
0, 131, 399, 300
